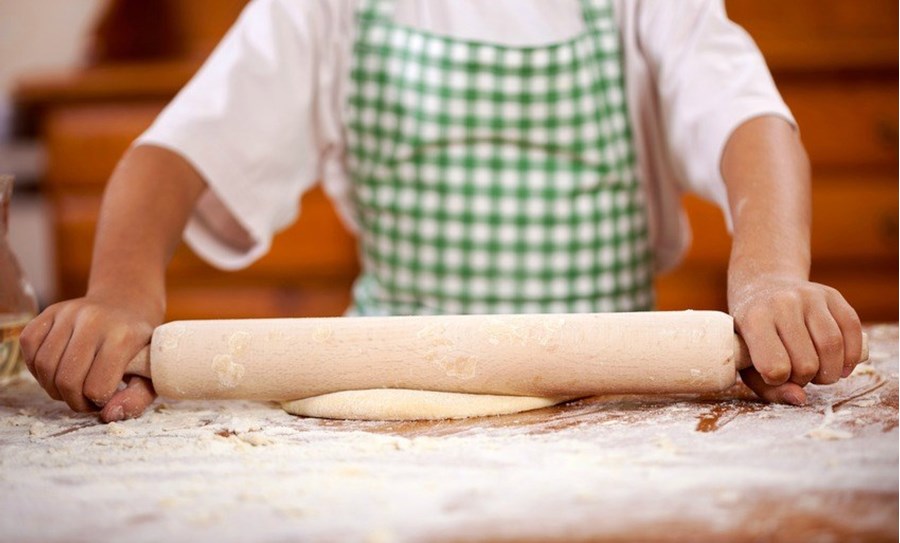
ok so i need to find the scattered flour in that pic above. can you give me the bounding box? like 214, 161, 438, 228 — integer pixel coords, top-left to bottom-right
0, 324, 896, 542
806, 403, 853, 441
28, 420, 50, 438
211, 354, 245, 389
105, 422, 133, 437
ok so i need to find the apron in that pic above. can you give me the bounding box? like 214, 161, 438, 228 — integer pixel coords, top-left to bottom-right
346, 0, 653, 316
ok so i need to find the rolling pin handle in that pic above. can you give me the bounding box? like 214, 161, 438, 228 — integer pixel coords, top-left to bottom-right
732, 335, 753, 371
125, 346, 151, 380
733, 332, 870, 373
860, 333, 870, 364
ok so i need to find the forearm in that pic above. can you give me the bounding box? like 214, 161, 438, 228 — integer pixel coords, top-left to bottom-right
719, 114, 863, 404
721, 115, 812, 306
20, 144, 206, 418
87, 144, 206, 317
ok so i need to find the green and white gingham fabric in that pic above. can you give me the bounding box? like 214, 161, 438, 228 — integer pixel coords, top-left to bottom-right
346, 0, 653, 316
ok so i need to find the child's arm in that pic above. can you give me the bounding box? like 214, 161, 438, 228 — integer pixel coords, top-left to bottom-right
721, 115, 864, 405
20, 144, 206, 421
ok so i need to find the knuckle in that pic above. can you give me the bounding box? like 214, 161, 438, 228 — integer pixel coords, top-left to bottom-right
77, 305, 103, 327
45, 300, 67, 313
55, 374, 78, 398
761, 362, 791, 385
54, 303, 77, 322
763, 370, 790, 385
737, 313, 766, 334
20, 321, 50, 359
19, 330, 37, 359
792, 359, 819, 383
33, 354, 55, 382
813, 369, 840, 385
819, 284, 840, 298
818, 333, 844, 356
69, 399, 96, 413
107, 324, 133, 346
83, 381, 112, 407
743, 304, 769, 322
772, 294, 800, 314
797, 283, 819, 296
36, 366, 62, 400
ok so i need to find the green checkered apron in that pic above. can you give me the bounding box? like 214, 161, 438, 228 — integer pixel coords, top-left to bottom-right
346, 0, 653, 316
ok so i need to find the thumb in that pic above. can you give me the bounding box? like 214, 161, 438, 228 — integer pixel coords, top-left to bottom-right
99, 375, 157, 423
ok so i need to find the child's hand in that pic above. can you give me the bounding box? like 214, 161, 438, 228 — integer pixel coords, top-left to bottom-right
18, 145, 208, 422
729, 275, 864, 406
20, 296, 160, 422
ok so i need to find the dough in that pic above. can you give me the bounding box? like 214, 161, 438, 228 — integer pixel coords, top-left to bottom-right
281, 389, 576, 421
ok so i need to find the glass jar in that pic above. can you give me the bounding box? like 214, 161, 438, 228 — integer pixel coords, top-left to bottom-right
0, 175, 39, 380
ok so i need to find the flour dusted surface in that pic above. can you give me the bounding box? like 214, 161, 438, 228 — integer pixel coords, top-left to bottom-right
1, 324, 897, 542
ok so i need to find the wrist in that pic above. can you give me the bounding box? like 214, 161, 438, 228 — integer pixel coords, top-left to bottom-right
86, 274, 166, 322
727, 245, 812, 307
727, 230, 810, 285
727, 266, 810, 317
728, 252, 809, 284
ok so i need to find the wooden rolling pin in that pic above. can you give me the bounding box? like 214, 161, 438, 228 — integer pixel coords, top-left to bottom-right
124, 311, 868, 400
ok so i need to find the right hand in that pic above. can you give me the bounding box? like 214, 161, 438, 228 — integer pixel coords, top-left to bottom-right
21, 144, 209, 422
20, 295, 161, 422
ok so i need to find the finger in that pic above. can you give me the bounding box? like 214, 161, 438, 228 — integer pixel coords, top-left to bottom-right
83, 334, 142, 408
739, 322, 792, 386
20, 310, 56, 376
774, 314, 820, 387
100, 376, 156, 423
824, 290, 864, 377
740, 367, 807, 406
31, 318, 74, 402
805, 299, 845, 385
54, 329, 101, 413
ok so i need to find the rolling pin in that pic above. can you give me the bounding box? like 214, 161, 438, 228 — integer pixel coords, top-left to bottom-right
123, 310, 868, 401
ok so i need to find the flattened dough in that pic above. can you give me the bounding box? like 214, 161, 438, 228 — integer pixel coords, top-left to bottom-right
280, 389, 575, 421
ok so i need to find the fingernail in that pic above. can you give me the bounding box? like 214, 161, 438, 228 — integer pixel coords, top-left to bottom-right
784, 390, 806, 407
107, 405, 125, 422
841, 365, 853, 378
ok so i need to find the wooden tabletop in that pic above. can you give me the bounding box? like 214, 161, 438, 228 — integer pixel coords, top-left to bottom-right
1, 325, 897, 542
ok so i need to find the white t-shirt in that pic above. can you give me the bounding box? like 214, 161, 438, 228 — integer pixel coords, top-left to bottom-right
137, 0, 794, 273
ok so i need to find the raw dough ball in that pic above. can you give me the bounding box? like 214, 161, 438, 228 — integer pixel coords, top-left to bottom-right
280, 389, 575, 421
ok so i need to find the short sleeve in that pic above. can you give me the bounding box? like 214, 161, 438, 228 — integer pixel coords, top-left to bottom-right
135, 0, 333, 270
636, 0, 796, 220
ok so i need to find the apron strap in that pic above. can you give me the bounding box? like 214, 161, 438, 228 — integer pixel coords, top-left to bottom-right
578, 0, 615, 30
356, 0, 395, 27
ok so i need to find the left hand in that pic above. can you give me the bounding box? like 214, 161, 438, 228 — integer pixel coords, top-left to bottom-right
730, 275, 864, 406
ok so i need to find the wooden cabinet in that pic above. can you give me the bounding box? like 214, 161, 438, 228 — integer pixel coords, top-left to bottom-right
16, 0, 898, 321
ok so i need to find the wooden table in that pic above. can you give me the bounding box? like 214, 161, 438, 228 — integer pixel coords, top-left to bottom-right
1, 325, 897, 542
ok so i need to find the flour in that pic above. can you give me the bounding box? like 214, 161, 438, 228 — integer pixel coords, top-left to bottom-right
806, 426, 853, 441
0, 324, 897, 543
105, 421, 133, 437
806, 403, 854, 441
211, 354, 245, 389
28, 420, 49, 437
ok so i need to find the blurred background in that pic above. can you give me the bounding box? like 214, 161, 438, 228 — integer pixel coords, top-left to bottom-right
1, 0, 897, 321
